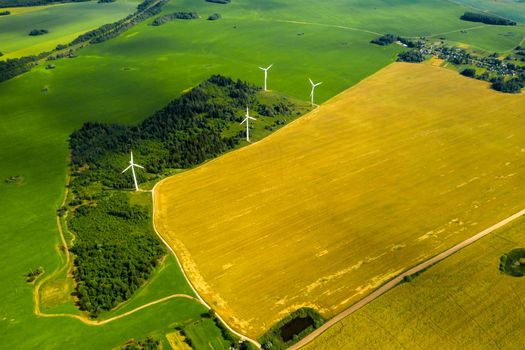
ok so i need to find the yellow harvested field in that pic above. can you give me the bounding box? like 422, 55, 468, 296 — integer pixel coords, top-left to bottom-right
304, 217, 525, 350
154, 62, 525, 337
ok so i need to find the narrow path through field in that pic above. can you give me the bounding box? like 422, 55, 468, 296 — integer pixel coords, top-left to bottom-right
289, 207, 525, 349
269, 19, 382, 36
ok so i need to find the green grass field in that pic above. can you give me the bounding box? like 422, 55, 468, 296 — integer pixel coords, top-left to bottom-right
1, 0, 524, 348
452, 0, 525, 24
305, 216, 525, 350
0, 0, 138, 59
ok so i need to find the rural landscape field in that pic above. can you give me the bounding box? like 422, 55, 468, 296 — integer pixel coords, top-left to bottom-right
1, 0, 524, 349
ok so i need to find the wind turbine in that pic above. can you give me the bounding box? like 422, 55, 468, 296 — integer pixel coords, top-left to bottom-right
259, 64, 273, 91
240, 106, 256, 142
121, 151, 144, 192
309, 78, 323, 106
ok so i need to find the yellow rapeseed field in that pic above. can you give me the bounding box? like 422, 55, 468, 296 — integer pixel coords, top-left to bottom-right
304, 217, 525, 350
154, 62, 525, 338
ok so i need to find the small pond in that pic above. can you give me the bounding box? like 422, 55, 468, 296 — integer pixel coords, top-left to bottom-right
279, 315, 315, 342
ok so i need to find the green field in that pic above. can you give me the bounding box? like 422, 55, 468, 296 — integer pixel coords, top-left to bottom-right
305, 216, 525, 349
1, 0, 524, 348
0, 0, 138, 59
452, 0, 525, 24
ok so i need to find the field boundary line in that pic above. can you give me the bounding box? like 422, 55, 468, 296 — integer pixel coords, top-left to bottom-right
270, 19, 382, 36
151, 184, 262, 349
35, 294, 198, 326
289, 207, 525, 349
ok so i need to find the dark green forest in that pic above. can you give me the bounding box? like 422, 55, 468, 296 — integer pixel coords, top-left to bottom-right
67, 75, 307, 316
460, 11, 516, 26
69, 192, 164, 316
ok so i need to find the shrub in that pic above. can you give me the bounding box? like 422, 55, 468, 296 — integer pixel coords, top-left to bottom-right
397, 50, 425, 63
371, 34, 397, 46
460, 68, 476, 78
208, 13, 221, 20
151, 11, 198, 26
29, 29, 49, 36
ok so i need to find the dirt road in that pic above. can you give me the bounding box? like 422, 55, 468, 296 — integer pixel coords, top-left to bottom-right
290, 208, 525, 349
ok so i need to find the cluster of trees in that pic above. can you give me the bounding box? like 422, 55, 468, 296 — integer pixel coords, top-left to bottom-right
460, 67, 476, 78
69, 75, 281, 189
491, 75, 525, 93
71, 0, 168, 45
207, 13, 221, 20
499, 248, 525, 277
98, 0, 116, 3
0, 0, 87, 7
0, 56, 40, 83
68, 192, 165, 316
460, 67, 524, 93
371, 34, 418, 48
25, 266, 44, 283
371, 34, 397, 46
29, 29, 49, 36
460, 12, 516, 26
151, 11, 198, 26
397, 50, 425, 63
260, 308, 325, 350
206, 0, 230, 4
137, 0, 156, 11
0, 10, 10, 15
121, 336, 161, 350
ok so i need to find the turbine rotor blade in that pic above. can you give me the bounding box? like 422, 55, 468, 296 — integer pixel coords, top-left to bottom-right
241, 118, 247, 124
134, 164, 145, 169
122, 165, 132, 174
309, 78, 314, 85
267, 64, 273, 70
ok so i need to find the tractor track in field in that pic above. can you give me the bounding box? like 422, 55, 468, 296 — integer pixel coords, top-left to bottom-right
289, 207, 525, 349
270, 19, 382, 36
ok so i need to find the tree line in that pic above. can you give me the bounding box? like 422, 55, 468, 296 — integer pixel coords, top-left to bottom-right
71, 0, 168, 45
460, 12, 516, 26
151, 11, 198, 26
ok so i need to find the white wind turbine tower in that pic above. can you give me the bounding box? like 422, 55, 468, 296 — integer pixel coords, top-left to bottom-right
121, 151, 144, 191
240, 106, 256, 142
259, 64, 273, 91
309, 78, 323, 106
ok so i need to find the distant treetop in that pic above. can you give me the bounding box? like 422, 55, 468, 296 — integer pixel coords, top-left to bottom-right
206, 0, 230, 4
460, 12, 516, 26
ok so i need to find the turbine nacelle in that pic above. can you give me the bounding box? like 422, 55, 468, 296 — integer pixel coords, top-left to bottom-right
259, 64, 273, 91
240, 107, 256, 142
309, 78, 323, 106
121, 151, 144, 191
